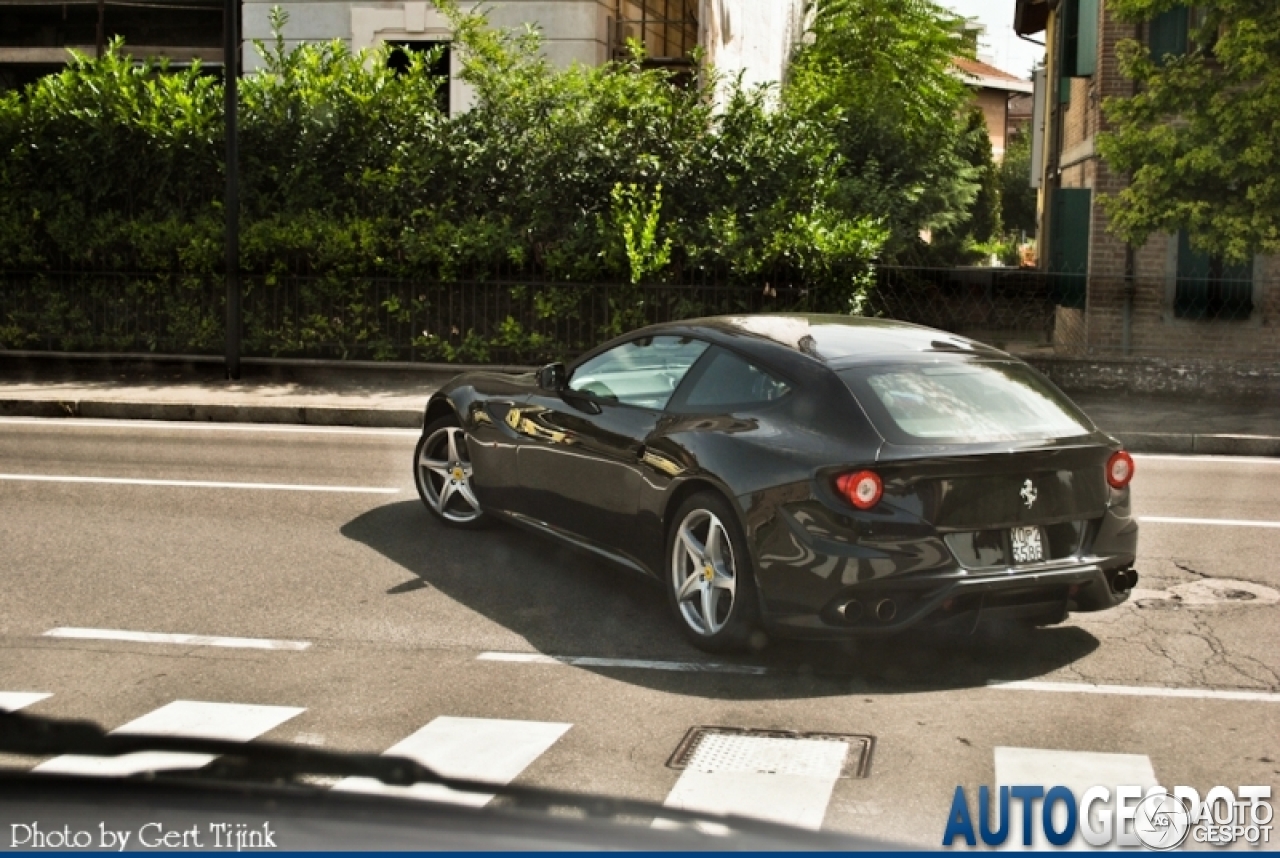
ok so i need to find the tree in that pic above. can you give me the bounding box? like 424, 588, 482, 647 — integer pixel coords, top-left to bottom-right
1000, 130, 1037, 236
926, 106, 1002, 264
1097, 0, 1280, 263
785, 0, 980, 261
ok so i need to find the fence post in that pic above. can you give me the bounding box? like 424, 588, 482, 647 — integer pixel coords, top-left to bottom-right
223, 0, 241, 379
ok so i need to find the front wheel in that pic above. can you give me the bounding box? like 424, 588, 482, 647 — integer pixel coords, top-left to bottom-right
665, 492, 761, 652
414, 415, 486, 528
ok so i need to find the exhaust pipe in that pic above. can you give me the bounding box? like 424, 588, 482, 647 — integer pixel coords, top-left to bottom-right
875, 599, 897, 622
838, 599, 862, 622
1112, 570, 1135, 593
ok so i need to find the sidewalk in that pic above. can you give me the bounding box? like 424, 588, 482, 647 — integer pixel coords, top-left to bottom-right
2, 352, 1279, 455
0, 353, 454, 428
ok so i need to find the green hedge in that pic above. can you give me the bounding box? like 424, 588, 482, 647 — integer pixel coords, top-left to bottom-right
0, 0, 985, 357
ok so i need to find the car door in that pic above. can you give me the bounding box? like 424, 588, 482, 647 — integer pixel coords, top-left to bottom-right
512, 335, 709, 563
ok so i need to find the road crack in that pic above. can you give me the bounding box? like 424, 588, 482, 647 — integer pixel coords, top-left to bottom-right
1172, 560, 1209, 579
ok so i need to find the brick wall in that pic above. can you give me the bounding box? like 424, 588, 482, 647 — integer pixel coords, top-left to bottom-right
1074, 1, 1280, 363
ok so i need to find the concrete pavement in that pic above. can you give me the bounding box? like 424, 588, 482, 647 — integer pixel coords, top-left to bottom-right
2, 350, 1280, 454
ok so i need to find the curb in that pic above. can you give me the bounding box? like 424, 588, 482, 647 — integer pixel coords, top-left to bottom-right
3, 398, 1279, 456
0, 399, 423, 429
0, 349, 535, 375
1115, 431, 1280, 458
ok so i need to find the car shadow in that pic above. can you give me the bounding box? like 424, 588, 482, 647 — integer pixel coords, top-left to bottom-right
341, 500, 1100, 700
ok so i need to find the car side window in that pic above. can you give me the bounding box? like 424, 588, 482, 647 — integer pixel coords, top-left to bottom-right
568, 336, 709, 410
670, 346, 791, 411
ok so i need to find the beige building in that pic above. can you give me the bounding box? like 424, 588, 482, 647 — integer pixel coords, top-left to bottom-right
244, 0, 804, 111
953, 55, 1033, 162
1, 0, 803, 107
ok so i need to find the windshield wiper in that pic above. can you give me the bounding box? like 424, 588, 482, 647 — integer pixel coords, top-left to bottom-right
0, 709, 860, 840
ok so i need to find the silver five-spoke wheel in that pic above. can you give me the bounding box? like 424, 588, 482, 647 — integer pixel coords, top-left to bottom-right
671, 508, 738, 636
415, 419, 483, 526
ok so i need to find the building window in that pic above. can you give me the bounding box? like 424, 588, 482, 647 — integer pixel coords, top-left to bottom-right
1059, 0, 1097, 78
386, 41, 450, 114
1174, 231, 1254, 321
1149, 6, 1189, 63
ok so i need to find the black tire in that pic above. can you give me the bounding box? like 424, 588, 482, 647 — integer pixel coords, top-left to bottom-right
664, 491, 762, 652
413, 414, 487, 529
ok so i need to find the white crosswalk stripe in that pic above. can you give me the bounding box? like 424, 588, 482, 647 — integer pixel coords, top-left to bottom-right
33, 700, 305, 777
334, 716, 572, 807
994, 747, 1158, 850
0, 692, 50, 712
660, 733, 849, 830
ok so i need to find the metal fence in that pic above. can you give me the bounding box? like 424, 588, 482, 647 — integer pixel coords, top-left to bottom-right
0, 266, 1271, 363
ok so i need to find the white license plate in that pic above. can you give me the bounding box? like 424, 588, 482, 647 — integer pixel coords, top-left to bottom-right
1010, 526, 1044, 564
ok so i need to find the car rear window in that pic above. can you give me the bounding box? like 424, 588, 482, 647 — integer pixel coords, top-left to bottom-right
838, 361, 1092, 443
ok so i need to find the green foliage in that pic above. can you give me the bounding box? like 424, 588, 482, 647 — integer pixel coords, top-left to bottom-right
786, 0, 980, 260
963, 110, 1002, 245
917, 107, 1003, 265
1000, 130, 1037, 236
0, 0, 1004, 357
610, 183, 672, 284
1098, 0, 1280, 263
0, 40, 222, 269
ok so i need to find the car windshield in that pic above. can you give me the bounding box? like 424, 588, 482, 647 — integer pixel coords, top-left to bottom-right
839, 360, 1093, 443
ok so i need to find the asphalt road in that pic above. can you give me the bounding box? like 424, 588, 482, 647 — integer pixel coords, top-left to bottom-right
1, 417, 1277, 847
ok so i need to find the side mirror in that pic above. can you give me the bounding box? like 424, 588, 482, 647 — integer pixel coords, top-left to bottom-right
536, 362, 567, 392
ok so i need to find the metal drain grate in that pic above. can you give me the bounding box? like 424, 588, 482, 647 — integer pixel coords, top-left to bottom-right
666, 726, 875, 779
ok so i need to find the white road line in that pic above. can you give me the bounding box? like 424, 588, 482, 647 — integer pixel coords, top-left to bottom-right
334, 716, 572, 807
0, 692, 51, 712
44, 627, 311, 651
995, 747, 1157, 850
0, 473, 399, 493
477, 651, 770, 675
660, 734, 848, 831
1138, 515, 1280, 529
988, 679, 1280, 703
0, 417, 418, 437
1134, 453, 1280, 465
34, 700, 304, 776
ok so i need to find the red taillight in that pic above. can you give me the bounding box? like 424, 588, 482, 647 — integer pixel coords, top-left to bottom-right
836, 470, 883, 510
1106, 450, 1135, 489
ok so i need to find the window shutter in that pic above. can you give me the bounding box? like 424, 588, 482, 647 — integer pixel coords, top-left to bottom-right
1049, 188, 1091, 309
1174, 231, 1253, 320
1057, 0, 1075, 102
1149, 7, 1188, 64
1075, 0, 1098, 76
1059, 0, 1078, 77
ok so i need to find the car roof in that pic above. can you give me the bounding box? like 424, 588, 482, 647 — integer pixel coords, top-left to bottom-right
645, 314, 1009, 370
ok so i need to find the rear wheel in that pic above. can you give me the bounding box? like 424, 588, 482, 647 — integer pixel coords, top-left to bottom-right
414, 415, 486, 528
665, 492, 761, 652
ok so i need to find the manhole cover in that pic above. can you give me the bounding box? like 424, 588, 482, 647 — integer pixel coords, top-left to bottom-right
666, 726, 875, 778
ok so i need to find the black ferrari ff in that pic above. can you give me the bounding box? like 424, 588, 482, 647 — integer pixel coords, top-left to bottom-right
413, 315, 1138, 652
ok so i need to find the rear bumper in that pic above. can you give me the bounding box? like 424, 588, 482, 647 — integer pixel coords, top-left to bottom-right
763, 562, 1136, 638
